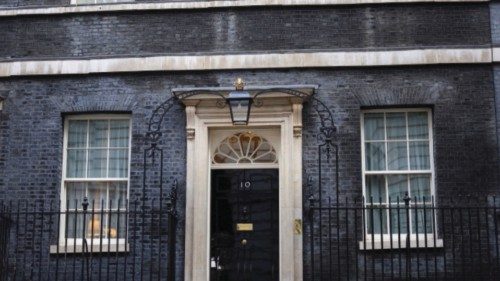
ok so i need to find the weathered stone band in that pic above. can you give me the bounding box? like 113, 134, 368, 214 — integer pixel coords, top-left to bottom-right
0, 0, 489, 17
0, 48, 494, 77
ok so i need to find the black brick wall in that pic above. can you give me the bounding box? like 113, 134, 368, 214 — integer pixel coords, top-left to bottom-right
495, 65, 500, 172
0, 65, 497, 279
492, 2, 500, 47
0, 4, 491, 60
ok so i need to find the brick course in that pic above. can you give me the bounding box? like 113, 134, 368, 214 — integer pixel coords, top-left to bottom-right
492, 2, 500, 47
0, 4, 491, 60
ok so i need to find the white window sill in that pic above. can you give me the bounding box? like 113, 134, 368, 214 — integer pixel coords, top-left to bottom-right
359, 238, 443, 250
50, 243, 129, 254
73, 0, 134, 5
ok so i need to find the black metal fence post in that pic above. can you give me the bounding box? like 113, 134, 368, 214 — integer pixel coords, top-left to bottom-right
82, 197, 90, 281
167, 179, 178, 281
0, 204, 11, 281
309, 194, 316, 281
404, 193, 412, 281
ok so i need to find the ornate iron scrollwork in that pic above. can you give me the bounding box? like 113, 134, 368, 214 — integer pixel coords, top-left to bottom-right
253, 88, 337, 158
145, 87, 337, 203
147, 91, 226, 144
147, 96, 177, 141
303, 94, 338, 208
144, 84, 337, 281
252, 88, 312, 107
309, 96, 336, 157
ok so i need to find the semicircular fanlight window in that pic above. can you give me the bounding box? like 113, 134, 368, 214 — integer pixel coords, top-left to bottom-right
212, 132, 278, 164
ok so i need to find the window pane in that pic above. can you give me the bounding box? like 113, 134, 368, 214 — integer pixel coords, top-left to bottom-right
366, 208, 388, 235
410, 175, 431, 202
66, 182, 86, 209
228, 135, 243, 156
386, 113, 406, 140
67, 149, 86, 178
110, 120, 130, 148
387, 175, 408, 203
66, 212, 84, 239
109, 149, 129, 178
68, 120, 87, 148
390, 208, 408, 234
87, 212, 103, 239
89, 120, 108, 148
365, 142, 386, 171
412, 209, 434, 234
88, 149, 107, 178
109, 212, 127, 239
109, 182, 127, 209
409, 141, 430, 170
387, 142, 408, 170
366, 175, 386, 203
87, 182, 107, 210
364, 113, 385, 141
408, 112, 429, 140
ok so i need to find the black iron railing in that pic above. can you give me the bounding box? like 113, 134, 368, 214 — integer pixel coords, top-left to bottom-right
0, 196, 177, 281
2, 194, 500, 281
0, 207, 12, 281
307, 195, 500, 281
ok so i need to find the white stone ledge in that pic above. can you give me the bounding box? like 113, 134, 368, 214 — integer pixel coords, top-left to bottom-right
0, 48, 492, 77
494, 47, 500, 63
359, 238, 444, 250
0, 0, 490, 17
50, 243, 129, 254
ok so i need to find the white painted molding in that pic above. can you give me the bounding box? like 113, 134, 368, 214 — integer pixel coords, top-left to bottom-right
0, 48, 492, 77
493, 47, 500, 62
50, 243, 130, 254
180, 91, 310, 281
0, 0, 489, 17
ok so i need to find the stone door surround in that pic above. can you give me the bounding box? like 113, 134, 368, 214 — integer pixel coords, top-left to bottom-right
175, 85, 314, 281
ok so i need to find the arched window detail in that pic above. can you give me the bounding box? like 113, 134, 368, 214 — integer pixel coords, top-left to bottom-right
212, 132, 278, 164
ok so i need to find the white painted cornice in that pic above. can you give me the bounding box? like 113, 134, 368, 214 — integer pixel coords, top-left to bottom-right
0, 48, 492, 77
0, 0, 489, 17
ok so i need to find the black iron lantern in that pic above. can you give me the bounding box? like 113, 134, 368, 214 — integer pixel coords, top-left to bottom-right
227, 78, 253, 125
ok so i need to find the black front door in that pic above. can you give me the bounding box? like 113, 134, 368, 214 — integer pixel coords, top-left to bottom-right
210, 169, 279, 281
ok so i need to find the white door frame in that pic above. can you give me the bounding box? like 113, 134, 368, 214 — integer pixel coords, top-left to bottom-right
179, 90, 311, 281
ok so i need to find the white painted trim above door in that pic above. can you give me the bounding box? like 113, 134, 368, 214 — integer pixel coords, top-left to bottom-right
180, 91, 307, 281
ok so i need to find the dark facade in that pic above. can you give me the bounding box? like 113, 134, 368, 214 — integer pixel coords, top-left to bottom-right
0, 4, 491, 59
0, 0, 499, 280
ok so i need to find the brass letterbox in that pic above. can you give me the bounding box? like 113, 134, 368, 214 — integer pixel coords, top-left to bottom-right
236, 223, 253, 231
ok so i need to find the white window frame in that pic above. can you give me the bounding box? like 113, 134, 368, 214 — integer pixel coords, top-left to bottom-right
71, 0, 134, 5
360, 108, 441, 249
57, 114, 132, 249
